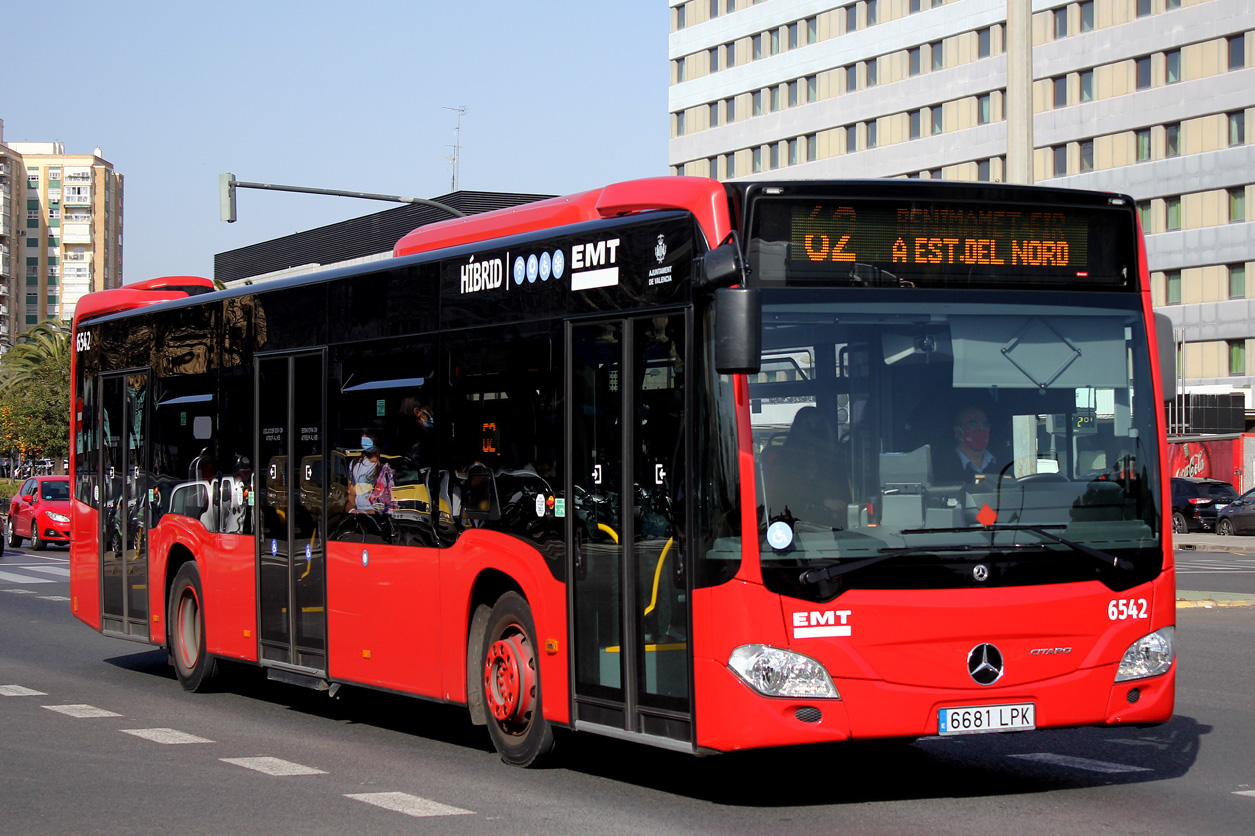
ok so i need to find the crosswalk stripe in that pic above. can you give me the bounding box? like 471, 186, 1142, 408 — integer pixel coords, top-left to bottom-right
39, 595, 70, 602
220, 757, 326, 776
43, 704, 122, 719
345, 792, 473, 818
122, 728, 214, 745
0, 685, 47, 697
22, 565, 70, 577
1, 588, 36, 595
1234, 790, 1255, 798
1009, 753, 1151, 773
0, 570, 55, 584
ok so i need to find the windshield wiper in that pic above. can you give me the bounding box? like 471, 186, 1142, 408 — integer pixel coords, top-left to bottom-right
899, 524, 1134, 572
798, 541, 1048, 585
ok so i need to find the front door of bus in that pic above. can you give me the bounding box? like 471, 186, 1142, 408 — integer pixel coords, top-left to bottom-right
256, 352, 327, 672
99, 371, 149, 638
570, 313, 691, 743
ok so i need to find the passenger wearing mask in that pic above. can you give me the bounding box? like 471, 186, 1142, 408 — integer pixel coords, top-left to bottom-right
346, 432, 395, 515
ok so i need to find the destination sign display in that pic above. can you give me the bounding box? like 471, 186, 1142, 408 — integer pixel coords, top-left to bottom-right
747, 197, 1136, 289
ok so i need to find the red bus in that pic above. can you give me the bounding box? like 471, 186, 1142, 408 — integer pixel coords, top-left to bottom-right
70, 177, 1176, 765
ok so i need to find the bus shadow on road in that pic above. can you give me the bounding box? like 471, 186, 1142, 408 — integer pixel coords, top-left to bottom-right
554, 715, 1210, 806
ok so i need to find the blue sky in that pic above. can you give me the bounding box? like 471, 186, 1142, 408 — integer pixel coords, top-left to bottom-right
4, 1, 668, 281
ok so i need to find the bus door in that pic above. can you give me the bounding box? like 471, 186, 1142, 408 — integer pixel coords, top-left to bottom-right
99, 371, 150, 638
569, 312, 692, 746
256, 352, 327, 672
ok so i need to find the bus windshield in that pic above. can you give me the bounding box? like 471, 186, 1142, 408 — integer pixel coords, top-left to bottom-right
750, 289, 1163, 601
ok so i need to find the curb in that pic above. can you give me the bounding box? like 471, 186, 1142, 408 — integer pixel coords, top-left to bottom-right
1176, 598, 1255, 609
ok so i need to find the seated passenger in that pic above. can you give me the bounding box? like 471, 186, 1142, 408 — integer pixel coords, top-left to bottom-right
346, 432, 395, 515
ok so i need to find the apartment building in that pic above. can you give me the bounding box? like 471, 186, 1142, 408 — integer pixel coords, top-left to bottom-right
0, 123, 17, 350
668, 0, 1255, 409
0, 127, 123, 340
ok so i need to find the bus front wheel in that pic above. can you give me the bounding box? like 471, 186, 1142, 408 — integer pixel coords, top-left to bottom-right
480, 591, 554, 766
169, 562, 219, 692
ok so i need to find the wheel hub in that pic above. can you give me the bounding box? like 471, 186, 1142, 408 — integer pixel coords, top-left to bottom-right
484, 633, 536, 724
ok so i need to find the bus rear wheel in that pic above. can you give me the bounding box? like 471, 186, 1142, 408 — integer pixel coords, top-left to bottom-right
480, 591, 554, 766
169, 562, 219, 692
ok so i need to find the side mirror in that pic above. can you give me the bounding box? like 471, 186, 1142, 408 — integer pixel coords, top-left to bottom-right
1155, 312, 1176, 402
714, 286, 762, 375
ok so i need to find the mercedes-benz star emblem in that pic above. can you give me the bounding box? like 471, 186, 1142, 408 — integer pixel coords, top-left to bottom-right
972, 564, 990, 582
967, 643, 1005, 685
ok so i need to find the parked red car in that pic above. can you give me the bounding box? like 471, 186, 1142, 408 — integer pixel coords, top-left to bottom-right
7, 476, 71, 550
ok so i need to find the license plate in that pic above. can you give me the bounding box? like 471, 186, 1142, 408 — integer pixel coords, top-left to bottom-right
938, 703, 1035, 735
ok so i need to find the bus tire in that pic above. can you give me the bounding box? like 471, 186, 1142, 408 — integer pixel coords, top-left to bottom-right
169, 561, 219, 692
480, 591, 554, 766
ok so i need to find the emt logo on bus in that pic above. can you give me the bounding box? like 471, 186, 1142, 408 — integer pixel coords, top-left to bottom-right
570, 237, 621, 291
791, 609, 853, 639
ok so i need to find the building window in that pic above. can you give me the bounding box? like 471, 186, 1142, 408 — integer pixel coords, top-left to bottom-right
726, 153, 736, 178
726, 42, 737, 69
867, 59, 877, 87
710, 0, 720, 17
1166, 49, 1181, 84
1054, 8, 1067, 39
1081, 1, 1094, 32
867, 121, 878, 148
676, 4, 686, 29
807, 134, 817, 161
978, 93, 991, 124
1137, 129, 1152, 161
846, 5, 857, 33
1231, 35, 1246, 70
1081, 70, 1094, 102
978, 28, 991, 58
753, 34, 762, 60
788, 138, 798, 166
771, 29, 780, 55
931, 41, 943, 71
911, 0, 921, 12
771, 86, 781, 111
788, 80, 798, 107
1230, 340, 1246, 376
676, 112, 686, 136
1230, 111, 1246, 146
910, 109, 922, 139
1136, 0, 1151, 17
788, 22, 798, 50
846, 65, 858, 93
909, 46, 921, 76
1166, 270, 1181, 304
807, 16, 817, 43
1165, 0, 1180, 7
709, 102, 719, 128
978, 159, 991, 181
1053, 76, 1067, 108
1166, 196, 1182, 230
806, 75, 818, 102
709, 47, 719, 73
1229, 263, 1246, 298
727, 97, 737, 122
867, 0, 878, 25
931, 106, 943, 135
1166, 123, 1180, 157
770, 143, 780, 169
753, 90, 763, 116
676, 58, 686, 82
1137, 200, 1152, 229
1081, 140, 1094, 172
753, 146, 763, 172
1053, 145, 1067, 177
727, 0, 735, 11
1136, 56, 1151, 90
1230, 187, 1246, 222
847, 125, 859, 153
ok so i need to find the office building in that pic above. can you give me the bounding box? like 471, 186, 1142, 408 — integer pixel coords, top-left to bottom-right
668, 0, 1254, 420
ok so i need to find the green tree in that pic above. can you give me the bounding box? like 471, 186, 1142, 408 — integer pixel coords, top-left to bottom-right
0, 320, 72, 469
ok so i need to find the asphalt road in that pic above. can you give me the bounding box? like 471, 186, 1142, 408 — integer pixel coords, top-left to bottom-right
3, 543, 1254, 836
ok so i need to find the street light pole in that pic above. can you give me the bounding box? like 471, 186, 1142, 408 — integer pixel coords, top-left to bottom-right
218, 173, 466, 223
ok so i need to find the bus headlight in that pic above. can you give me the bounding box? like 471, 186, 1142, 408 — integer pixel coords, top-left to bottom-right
727, 645, 840, 699
1115, 627, 1174, 682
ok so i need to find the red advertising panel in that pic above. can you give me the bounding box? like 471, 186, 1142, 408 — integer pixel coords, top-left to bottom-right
1168, 437, 1243, 487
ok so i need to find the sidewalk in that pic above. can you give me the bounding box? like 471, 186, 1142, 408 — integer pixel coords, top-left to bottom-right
1173, 532, 1255, 608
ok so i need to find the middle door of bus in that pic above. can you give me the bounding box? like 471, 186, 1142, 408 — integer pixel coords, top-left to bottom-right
256, 352, 327, 672
570, 312, 692, 745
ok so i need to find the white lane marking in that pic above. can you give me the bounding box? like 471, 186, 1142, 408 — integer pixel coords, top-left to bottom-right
43, 704, 123, 718
0, 685, 47, 697
220, 757, 327, 776
122, 728, 214, 745
0, 570, 55, 584
345, 792, 473, 818
1009, 753, 1151, 773
39, 596, 70, 602
1234, 790, 1255, 798
23, 565, 70, 577
1, 588, 36, 594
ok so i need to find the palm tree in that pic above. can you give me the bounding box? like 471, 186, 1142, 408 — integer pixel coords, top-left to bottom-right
1, 320, 71, 387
